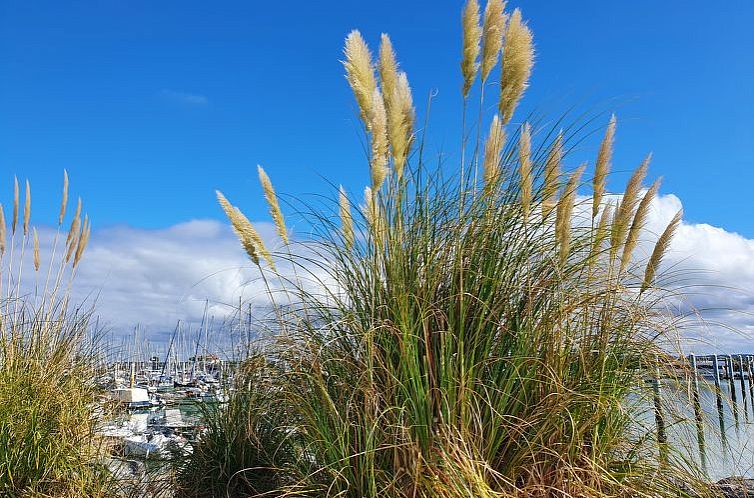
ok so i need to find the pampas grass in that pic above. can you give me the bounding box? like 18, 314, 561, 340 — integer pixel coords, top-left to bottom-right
207, 3, 702, 497
592, 115, 616, 219
498, 8, 533, 124
216, 190, 274, 269
258, 165, 289, 244
344, 30, 378, 126
0, 174, 108, 497
483, 114, 505, 186
480, 0, 506, 82
339, 186, 354, 250
461, 0, 482, 98
642, 209, 683, 293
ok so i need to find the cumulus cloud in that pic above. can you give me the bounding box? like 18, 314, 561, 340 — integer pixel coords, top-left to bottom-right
9, 192, 753, 353
160, 89, 209, 106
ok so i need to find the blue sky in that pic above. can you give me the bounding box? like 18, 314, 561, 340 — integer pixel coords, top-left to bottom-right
1, 0, 752, 236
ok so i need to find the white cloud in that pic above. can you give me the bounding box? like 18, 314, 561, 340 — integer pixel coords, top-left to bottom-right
9, 192, 754, 354
160, 89, 209, 106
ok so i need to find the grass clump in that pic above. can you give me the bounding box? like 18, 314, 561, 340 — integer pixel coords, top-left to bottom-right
198, 2, 706, 497
0, 174, 107, 498
174, 355, 295, 498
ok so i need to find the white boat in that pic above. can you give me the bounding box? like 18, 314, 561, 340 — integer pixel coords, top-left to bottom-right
123, 432, 192, 459
112, 387, 151, 409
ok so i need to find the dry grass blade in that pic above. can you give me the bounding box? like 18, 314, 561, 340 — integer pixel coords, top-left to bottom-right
620, 177, 661, 273
0, 204, 5, 256
339, 186, 354, 250
642, 209, 682, 292
499, 8, 533, 124
461, 0, 482, 98
481, 0, 507, 82
542, 131, 563, 219
344, 30, 377, 127
519, 122, 532, 218
483, 115, 506, 186
258, 165, 289, 244
592, 115, 616, 219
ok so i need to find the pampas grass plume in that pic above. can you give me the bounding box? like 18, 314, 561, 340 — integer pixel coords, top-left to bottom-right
461, 0, 482, 98
12, 177, 18, 236
258, 165, 289, 245
483, 114, 506, 186
519, 122, 532, 218
611, 155, 649, 258
481, 0, 506, 82
33, 227, 40, 271
23, 180, 30, 237
542, 131, 563, 219
556, 164, 585, 265
620, 177, 661, 273
339, 186, 354, 250
370, 88, 389, 191
592, 115, 616, 219
499, 8, 533, 124
344, 30, 377, 128
59, 170, 69, 226
642, 209, 682, 292
217, 191, 275, 270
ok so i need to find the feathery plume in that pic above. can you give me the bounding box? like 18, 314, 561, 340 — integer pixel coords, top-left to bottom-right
519, 122, 532, 218
378, 34, 399, 106
611, 155, 649, 258
59, 170, 69, 226
0, 204, 5, 256
364, 186, 384, 239
370, 88, 389, 191
344, 30, 377, 127
592, 115, 616, 219
481, 0, 507, 82
257, 165, 289, 244
23, 180, 30, 236
556, 165, 585, 265
339, 187, 354, 250
33, 227, 40, 271
499, 9, 533, 124
73, 215, 90, 268
542, 132, 563, 219
12, 177, 18, 235
217, 191, 275, 269
642, 209, 682, 292
461, 0, 482, 98
620, 178, 661, 273
483, 115, 506, 186
66, 198, 82, 249
386, 72, 415, 180
589, 201, 614, 268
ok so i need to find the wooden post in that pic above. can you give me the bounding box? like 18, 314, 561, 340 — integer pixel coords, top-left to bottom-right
652, 360, 667, 463
711, 354, 727, 446
738, 354, 748, 420
727, 355, 739, 424
748, 356, 754, 418
688, 354, 707, 470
